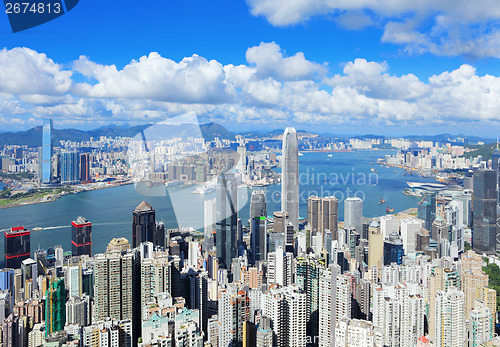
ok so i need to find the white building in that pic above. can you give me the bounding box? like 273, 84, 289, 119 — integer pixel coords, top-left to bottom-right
435, 287, 466, 347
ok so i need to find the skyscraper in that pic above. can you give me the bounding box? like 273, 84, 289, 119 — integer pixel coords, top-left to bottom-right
4, 227, 30, 269
93, 252, 133, 322
71, 216, 92, 257
45, 278, 66, 337
434, 287, 466, 347
79, 153, 90, 182
216, 173, 238, 269
281, 127, 299, 231
40, 118, 53, 185
60, 151, 80, 185
307, 195, 339, 242
250, 190, 267, 264
218, 284, 249, 347
344, 197, 363, 233
472, 170, 497, 255
132, 201, 159, 249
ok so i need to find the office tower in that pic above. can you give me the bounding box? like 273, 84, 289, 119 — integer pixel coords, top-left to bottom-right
204, 198, 216, 239
218, 284, 249, 347
308, 195, 339, 242
93, 252, 133, 322
473, 170, 498, 254
295, 255, 325, 339
0, 269, 14, 305
281, 127, 299, 231
140, 252, 170, 320
71, 216, 92, 257
250, 190, 267, 264
418, 201, 432, 231
79, 153, 90, 182
383, 232, 404, 265
216, 173, 238, 269
344, 197, 363, 233
4, 227, 30, 269
318, 266, 338, 347
66, 295, 90, 327
273, 211, 288, 234
400, 218, 423, 254
379, 215, 399, 238
188, 241, 199, 268
262, 285, 307, 347
434, 287, 466, 347
267, 246, 293, 287
132, 201, 159, 249
60, 150, 80, 184
368, 223, 383, 273
40, 118, 53, 185
45, 278, 65, 337
66, 265, 81, 297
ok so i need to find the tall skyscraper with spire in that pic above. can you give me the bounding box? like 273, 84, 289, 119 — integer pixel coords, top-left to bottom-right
281, 127, 299, 231
40, 118, 53, 185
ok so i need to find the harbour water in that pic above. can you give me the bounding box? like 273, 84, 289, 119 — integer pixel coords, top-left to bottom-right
0, 150, 436, 255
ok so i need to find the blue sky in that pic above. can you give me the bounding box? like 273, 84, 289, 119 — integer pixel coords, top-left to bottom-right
1, 0, 500, 136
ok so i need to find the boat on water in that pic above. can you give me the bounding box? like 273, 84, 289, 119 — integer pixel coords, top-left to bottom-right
298, 153, 304, 156
191, 185, 216, 194
328, 154, 333, 157
371, 168, 378, 172
386, 206, 395, 213
378, 198, 385, 205
33, 227, 43, 231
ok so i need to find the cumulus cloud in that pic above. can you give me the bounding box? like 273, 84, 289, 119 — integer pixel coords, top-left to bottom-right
246, 0, 500, 58
245, 42, 326, 81
2, 46, 500, 132
72, 53, 232, 104
0, 47, 72, 95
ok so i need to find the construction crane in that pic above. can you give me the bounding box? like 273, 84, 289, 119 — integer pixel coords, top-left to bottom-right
420, 192, 428, 204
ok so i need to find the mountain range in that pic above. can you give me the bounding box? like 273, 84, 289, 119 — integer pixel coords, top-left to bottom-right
0, 123, 493, 147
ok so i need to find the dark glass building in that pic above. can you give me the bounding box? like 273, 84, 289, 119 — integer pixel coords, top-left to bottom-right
383, 232, 404, 265
216, 173, 238, 269
71, 216, 92, 257
472, 169, 498, 255
132, 201, 157, 248
79, 153, 90, 182
250, 190, 267, 264
4, 226, 30, 269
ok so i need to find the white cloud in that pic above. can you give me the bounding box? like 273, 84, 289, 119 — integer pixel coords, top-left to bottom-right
72, 53, 232, 104
245, 42, 326, 81
2, 46, 500, 132
246, 0, 500, 58
0, 47, 72, 95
